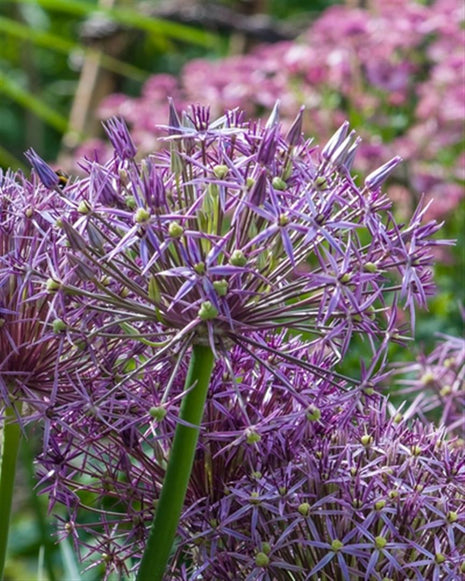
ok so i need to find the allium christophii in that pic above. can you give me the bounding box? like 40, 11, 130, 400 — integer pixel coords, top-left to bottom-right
37, 336, 465, 580
396, 316, 465, 438
25, 104, 457, 578
0, 168, 69, 415
0, 164, 143, 444
53, 104, 446, 382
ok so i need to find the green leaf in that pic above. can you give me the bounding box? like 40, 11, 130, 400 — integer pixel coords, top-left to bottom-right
59, 537, 82, 581
10, 0, 217, 47
0, 71, 69, 132
0, 143, 26, 171
0, 16, 149, 82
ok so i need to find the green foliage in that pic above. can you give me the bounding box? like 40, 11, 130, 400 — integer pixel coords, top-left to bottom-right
0, 0, 219, 167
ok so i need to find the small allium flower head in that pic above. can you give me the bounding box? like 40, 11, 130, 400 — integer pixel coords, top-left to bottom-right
103, 117, 137, 160
396, 319, 465, 437
58, 104, 445, 377
24, 148, 60, 189
0, 170, 73, 416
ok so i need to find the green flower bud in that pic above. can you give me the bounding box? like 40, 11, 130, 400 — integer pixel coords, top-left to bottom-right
213, 164, 229, 179
306, 405, 321, 422
420, 371, 435, 386
331, 539, 343, 552
229, 249, 247, 267
272, 176, 287, 191
298, 502, 310, 516
213, 279, 228, 296
440, 385, 452, 396
278, 213, 290, 227
125, 195, 136, 210
361, 434, 373, 447
255, 552, 269, 567
134, 207, 151, 224
46, 278, 61, 293
77, 200, 91, 214
364, 262, 378, 273
315, 176, 328, 189
149, 406, 167, 421
194, 262, 205, 275
261, 542, 271, 555
245, 429, 261, 444
168, 222, 184, 238
374, 536, 387, 549
340, 272, 351, 284
447, 511, 458, 523
198, 301, 218, 321
52, 318, 67, 333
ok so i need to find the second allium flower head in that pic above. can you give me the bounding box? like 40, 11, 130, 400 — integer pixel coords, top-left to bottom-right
29, 101, 443, 381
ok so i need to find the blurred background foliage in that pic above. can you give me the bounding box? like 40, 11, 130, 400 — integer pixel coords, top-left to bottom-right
0, 0, 339, 171
0, 0, 463, 579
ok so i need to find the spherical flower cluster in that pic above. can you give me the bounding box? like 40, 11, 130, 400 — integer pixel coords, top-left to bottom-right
50, 105, 446, 372
37, 337, 465, 580
7, 104, 455, 578
396, 319, 465, 438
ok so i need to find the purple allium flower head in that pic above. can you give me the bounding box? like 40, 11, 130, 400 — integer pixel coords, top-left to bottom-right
13, 103, 452, 579
0, 167, 144, 450
396, 315, 465, 438
0, 168, 78, 435
55, 104, 445, 382
36, 334, 465, 579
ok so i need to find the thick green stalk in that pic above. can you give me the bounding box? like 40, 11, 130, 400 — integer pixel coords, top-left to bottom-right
0, 406, 22, 580
136, 343, 215, 581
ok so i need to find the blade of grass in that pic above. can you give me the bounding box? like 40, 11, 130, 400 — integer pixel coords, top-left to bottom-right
0, 72, 69, 133
0, 144, 26, 171
11, 0, 217, 47
21, 436, 58, 581
59, 537, 82, 581
0, 16, 149, 82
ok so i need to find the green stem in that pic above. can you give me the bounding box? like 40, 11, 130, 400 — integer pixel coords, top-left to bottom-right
0, 406, 22, 580
136, 343, 215, 581
21, 435, 57, 581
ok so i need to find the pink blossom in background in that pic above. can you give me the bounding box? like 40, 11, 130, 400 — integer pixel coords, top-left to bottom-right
84, 0, 464, 220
